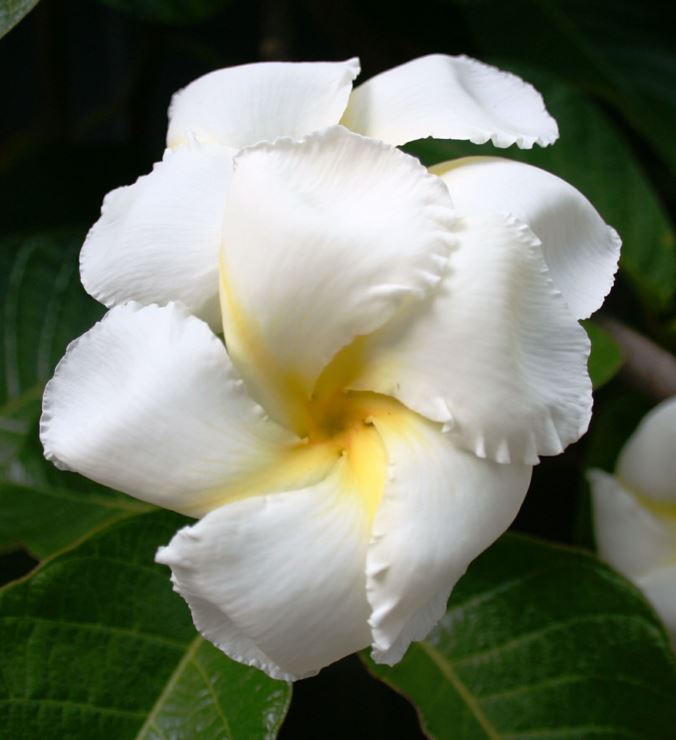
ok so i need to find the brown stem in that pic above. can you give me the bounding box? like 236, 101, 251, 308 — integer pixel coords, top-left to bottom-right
596, 315, 676, 400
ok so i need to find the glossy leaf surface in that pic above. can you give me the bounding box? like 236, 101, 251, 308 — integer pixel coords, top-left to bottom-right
0, 511, 292, 738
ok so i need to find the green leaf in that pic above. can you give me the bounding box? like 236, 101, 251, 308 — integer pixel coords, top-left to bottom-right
0, 231, 104, 467
583, 321, 624, 389
0, 430, 152, 558
365, 533, 676, 739
405, 77, 676, 312
0, 510, 292, 738
98, 0, 230, 24
0, 0, 39, 39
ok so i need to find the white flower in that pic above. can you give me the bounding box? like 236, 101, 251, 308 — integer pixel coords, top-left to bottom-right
589, 397, 676, 645
40, 56, 621, 680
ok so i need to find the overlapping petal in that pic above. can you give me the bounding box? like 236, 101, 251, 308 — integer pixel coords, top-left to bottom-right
219, 125, 455, 431
432, 157, 621, 319
39, 302, 323, 517
590, 398, 676, 646
616, 397, 676, 504
80, 144, 232, 327
341, 54, 558, 149
589, 470, 676, 579
167, 59, 360, 150
366, 409, 531, 663
349, 213, 591, 464
590, 468, 676, 644
156, 457, 372, 680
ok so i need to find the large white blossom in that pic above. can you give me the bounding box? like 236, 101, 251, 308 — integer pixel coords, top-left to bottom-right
40, 55, 621, 680
589, 397, 676, 646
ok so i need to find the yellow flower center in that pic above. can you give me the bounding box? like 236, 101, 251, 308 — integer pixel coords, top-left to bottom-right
304, 385, 413, 521
216, 255, 411, 521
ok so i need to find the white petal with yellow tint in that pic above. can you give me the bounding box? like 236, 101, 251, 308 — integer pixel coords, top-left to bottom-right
80, 144, 232, 328
156, 456, 373, 680
366, 407, 531, 664
616, 397, 676, 505
589, 469, 676, 579
433, 157, 621, 319
220, 125, 455, 431
39, 302, 316, 517
351, 213, 591, 464
167, 59, 360, 150
341, 54, 558, 148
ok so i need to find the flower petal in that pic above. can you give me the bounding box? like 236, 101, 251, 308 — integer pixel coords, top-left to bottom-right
616, 397, 676, 505
589, 470, 676, 579
220, 125, 455, 431
40, 302, 312, 517
351, 213, 592, 464
80, 144, 232, 328
433, 157, 621, 319
167, 59, 360, 150
366, 410, 531, 664
156, 456, 372, 680
635, 564, 676, 645
341, 54, 558, 149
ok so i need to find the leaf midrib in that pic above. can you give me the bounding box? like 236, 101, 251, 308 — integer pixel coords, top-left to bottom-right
418, 641, 499, 740
135, 636, 234, 740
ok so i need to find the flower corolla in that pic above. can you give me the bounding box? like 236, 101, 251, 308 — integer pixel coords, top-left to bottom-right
40, 55, 621, 679
589, 397, 676, 645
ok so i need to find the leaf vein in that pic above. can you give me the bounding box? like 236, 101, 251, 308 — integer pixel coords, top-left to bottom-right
478, 672, 676, 704
418, 641, 499, 739
192, 649, 234, 738
135, 635, 203, 739
454, 613, 656, 667
0, 614, 187, 650
0, 696, 146, 719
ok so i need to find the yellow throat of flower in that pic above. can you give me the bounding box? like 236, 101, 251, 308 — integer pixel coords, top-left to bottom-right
305, 389, 396, 521
215, 253, 413, 522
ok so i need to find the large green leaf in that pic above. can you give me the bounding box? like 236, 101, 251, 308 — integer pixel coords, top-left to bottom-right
0, 0, 39, 39
365, 533, 676, 739
405, 77, 676, 312
0, 231, 104, 467
0, 510, 291, 738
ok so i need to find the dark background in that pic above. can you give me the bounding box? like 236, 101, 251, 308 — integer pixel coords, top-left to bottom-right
2, 1, 673, 737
